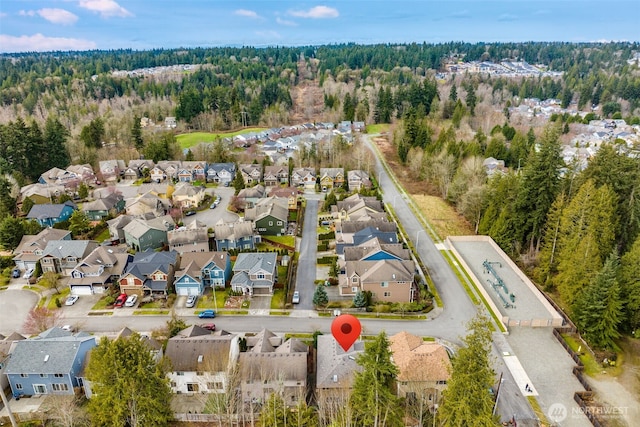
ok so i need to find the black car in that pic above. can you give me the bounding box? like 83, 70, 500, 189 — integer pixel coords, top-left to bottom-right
185, 210, 196, 216
11, 268, 20, 278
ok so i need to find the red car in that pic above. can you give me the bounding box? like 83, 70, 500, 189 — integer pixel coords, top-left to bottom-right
114, 293, 128, 308
200, 323, 216, 331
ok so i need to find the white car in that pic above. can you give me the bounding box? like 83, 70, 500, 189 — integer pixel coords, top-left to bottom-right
124, 294, 138, 307
185, 295, 197, 308
65, 295, 79, 306
23, 268, 34, 279
292, 291, 300, 304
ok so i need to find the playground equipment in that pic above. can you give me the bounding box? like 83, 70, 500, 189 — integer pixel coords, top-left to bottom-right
483, 260, 515, 309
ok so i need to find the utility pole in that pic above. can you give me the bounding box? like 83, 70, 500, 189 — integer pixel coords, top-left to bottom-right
0, 385, 18, 427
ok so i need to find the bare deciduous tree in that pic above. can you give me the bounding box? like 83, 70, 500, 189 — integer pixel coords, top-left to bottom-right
23, 307, 62, 335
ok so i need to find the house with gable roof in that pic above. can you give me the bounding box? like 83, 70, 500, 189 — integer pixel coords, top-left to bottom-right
82, 192, 125, 220
236, 184, 266, 209
268, 186, 301, 211
347, 170, 372, 191
118, 249, 179, 297
26, 201, 77, 227
125, 192, 166, 217
13, 228, 71, 272
244, 197, 289, 236
20, 183, 67, 205
389, 331, 451, 406
38, 167, 80, 189
165, 326, 239, 395
239, 164, 263, 185
168, 219, 209, 253
332, 193, 385, 223
340, 258, 417, 302
315, 334, 364, 418
206, 162, 236, 185
214, 221, 258, 251
171, 182, 206, 209
263, 165, 289, 187
4, 327, 96, 398
239, 329, 309, 407
99, 160, 125, 183
319, 168, 345, 192
156, 160, 182, 181
123, 215, 175, 252
0, 332, 26, 394
40, 240, 99, 276
174, 251, 230, 295
291, 167, 316, 190
231, 252, 278, 295
68, 246, 131, 295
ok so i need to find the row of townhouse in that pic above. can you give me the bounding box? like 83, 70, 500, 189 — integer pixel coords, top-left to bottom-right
242, 165, 372, 192
11, 227, 281, 297
98, 160, 237, 185
0, 327, 449, 417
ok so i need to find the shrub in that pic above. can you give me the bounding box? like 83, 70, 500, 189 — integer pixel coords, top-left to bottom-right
55, 297, 62, 308
166, 294, 176, 307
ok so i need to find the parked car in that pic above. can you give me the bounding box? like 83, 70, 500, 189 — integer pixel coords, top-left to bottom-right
11, 268, 20, 278
185, 295, 197, 308
200, 323, 216, 331
114, 293, 128, 307
185, 210, 196, 216
23, 268, 34, 279
65, 295, 79, 306
61, 324, 75, 332
209, 203, 217, 209
292, 291, 300, 304
124, 294, 138, 307
198, 309, 216, 318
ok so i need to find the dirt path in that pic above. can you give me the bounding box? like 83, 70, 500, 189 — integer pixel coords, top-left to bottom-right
588, 375, 638, 426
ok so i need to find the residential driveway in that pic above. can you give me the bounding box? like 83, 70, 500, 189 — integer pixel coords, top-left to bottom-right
0, 289, 39, 335
294, 199, 319, 310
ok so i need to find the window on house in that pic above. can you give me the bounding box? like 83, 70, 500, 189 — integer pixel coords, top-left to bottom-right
170, 381, 177, 388
257, 274, 265, 279
352, 287, 359, 293
277, 221, 282, 226
40, 374, 47, 378
196, 371, 203, 376
351, 277, 358, 283
381, 282, 388, 288
33, 384, 47, 394
437, 380, 447, 385
20, 374, 28, 378
54, 374, 64, 378
187, 383, 199, 392
268, 221, 273, 226
16, 384, 23, 390
177, 372, 184, 376
52, 383, 69, 392
383, 292, 391, 297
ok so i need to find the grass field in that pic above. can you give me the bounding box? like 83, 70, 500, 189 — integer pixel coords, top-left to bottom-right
365, 124, 390, 134
177, 128, 267, 149
412, 194, 474, 238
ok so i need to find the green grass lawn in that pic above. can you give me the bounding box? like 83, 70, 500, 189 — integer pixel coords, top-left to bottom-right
264, 235, 295, 247
561, 333, 605, 376
91, 297, 112, 310
177, 128, 267, 149
197, 290, 227, 309
95, 227, 111, 243
47, 288, 70, 309
133, 310, 169, 315
271, 289, 285, 309
365, 124, 390, 134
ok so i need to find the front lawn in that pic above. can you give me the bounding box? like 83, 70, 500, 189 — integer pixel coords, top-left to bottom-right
271, 289, 285, 309
196, 289, 227, 309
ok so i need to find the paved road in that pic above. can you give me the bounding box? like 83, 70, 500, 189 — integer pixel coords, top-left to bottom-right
294, 199, 319, 309
0, 289, 39, 335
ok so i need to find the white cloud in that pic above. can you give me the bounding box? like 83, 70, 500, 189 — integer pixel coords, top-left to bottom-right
235, 9, 260, 19
276, 17, 297, 27
288, 6, 339, 19
19, 10, 36, 17
38, 8, 79, 25
256, 30, 282, 39
78, 0, 133, 18
0, 34, 97, 53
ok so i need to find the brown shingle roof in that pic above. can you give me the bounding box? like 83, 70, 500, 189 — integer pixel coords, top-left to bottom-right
389, 332, 451, 382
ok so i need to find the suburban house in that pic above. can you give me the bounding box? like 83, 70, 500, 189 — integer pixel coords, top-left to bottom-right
168, 219, 209, 253
40, 240, 99, 276
342, 238, 410, 263
336, 224, 399, 256
339, 258, 417, 302
81, 192, 125, 220
156, 160, 182, 181
68, 246, 131, 295
4, 327, 96, 398
239, 164, 262, 185
66, 164, 96, 184
236, 184, 266, 209
165, 117, 177, 129
262, 166, 289, 187
337, 219, 397, 242
99, 160, 125, 183
106, 214, 136, 244
165, 326, 239, 395
123, 215, 175, 252
230, 252, 278, 295
118, 249, 179, 297
178, 161, 206, 182
128, 159, 154, 176
125, 192, 167, 217
239, 329, 309, 407
347, 170, 372, 191
268, 186, 301, 210
149, 166, 167, 183
171, 182, 206, 209
38, 167, 80, 189
291, 167, 316, 190
20, 183, 66, 205
483, 157, 507, 177
332, 194, 385, 223
0, 333, 26, 396
214, 221, 258, 251
315, 334, 364, 422
174, 251, 231, 296
206, 162, 236, 185
244, 197, 288, 236
26, 201, 77, 227
319, 168, 345, 192
13, 228, 71, 272
389, 331, 451, 406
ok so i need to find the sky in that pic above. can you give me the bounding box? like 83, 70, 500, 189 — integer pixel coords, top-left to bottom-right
0, 1, 638, 54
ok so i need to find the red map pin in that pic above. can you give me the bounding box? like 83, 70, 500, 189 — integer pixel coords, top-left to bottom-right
331, 314, 361, 351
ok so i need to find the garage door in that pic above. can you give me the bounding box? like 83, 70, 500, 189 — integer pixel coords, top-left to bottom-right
177, 287, 200, 296
71, 285, 93, 295
177, 287, 189, 296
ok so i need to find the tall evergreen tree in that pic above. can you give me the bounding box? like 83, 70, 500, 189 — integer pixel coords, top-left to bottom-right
619, 236, 640, 332
312, 284, 328, 308
0, 216, 25, 250
574, 252, 623, 349
86, 334, 173, 427
350, 332, 403, 427
80, 117, 105, 149
514, 126, 563, 252
43, 117, 70, 170
438, 314, 496, 427
131, 115, 144, 150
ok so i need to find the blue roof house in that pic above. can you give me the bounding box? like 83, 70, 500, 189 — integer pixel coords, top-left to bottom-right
26, 201, 77, 227
4, 327, 96, 397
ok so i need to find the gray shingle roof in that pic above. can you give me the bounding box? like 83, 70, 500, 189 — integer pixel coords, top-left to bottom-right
165, 328, 235, 371
42, 240, 98, 259
316, 334, 364, 389
26, 201, 76, 220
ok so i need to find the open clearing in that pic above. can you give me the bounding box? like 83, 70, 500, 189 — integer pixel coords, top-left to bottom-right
177, 128, 267, 149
